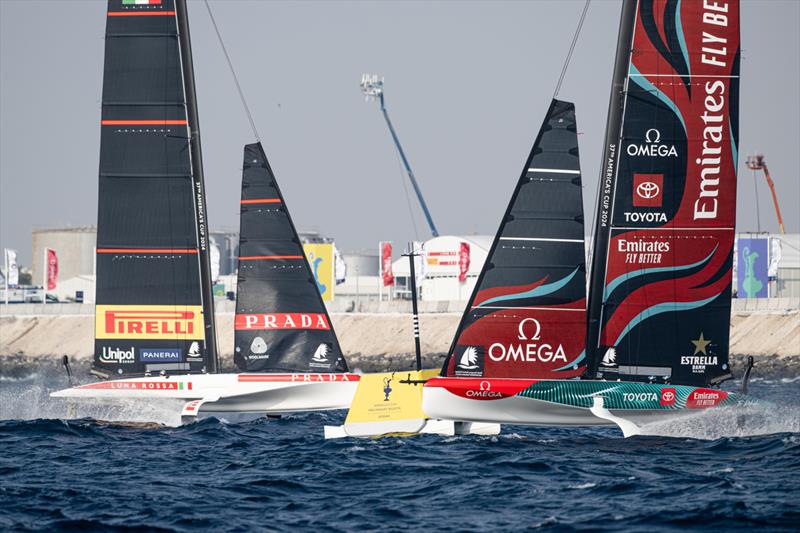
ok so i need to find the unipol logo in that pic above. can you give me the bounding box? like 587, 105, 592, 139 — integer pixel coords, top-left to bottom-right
633, 174, 664, 207
626, 128, 678, 158
487, 318, 567, 364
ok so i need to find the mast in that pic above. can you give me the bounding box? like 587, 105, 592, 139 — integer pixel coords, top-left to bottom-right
585, 0, 638, 377
176, 0, 218, 372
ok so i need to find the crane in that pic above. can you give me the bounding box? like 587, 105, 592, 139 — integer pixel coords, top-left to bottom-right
361, 74, 439, 238
746, 153, 785, 235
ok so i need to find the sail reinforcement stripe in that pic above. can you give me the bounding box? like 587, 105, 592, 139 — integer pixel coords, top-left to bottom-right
101, 120, 187, 125
239, 255, 304, 261
241, 198, 282, 204
527, 168, 581, 174
96, 248, 198, 254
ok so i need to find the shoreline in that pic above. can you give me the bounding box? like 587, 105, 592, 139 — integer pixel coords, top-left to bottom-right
1, 311, 798, 380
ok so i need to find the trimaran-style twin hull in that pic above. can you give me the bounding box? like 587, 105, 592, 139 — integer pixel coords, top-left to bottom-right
52, 373, 360, 419
422, 378, 749, 429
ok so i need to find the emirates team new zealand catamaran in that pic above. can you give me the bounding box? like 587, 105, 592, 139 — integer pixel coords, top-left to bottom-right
51, 0, 358, 418
423, 0, 753, 435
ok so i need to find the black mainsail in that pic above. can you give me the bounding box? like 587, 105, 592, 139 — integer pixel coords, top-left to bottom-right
585, 0, 740, 386
93, 0, 217, 377
441, 99, 587, 379
234, 143, 348, 373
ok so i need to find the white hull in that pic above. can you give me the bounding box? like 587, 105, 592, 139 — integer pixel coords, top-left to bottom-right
421, 378, 741, 429
51, 373, 360, 418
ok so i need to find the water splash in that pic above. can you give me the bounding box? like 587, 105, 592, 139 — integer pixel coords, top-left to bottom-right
0, 372, 182, 426
639, 403, 800, 440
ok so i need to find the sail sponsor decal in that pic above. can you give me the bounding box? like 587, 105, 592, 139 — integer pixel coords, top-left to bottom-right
625, 128, 678, 158
632, 174, 663, 208
139, 348, 182, 363
449, 305, 585, 379
98, 346, 136, 365
95, 305, 205, 340
680, 332, 722, 374
234, 313, 331, 331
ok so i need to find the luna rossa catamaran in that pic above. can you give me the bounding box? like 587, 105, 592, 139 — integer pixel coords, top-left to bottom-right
51, 0, 358, 418
423, 0, 751, 434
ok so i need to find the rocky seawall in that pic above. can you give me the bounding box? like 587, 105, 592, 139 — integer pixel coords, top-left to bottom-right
1, 311, 798, 379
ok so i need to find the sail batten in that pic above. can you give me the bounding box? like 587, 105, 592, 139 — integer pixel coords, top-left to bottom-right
234, 143, 348, 373
586, 0, 740, 386
442, 99, 587, 380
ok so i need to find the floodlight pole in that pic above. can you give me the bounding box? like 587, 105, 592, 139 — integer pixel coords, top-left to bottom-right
362, 75, 439, 238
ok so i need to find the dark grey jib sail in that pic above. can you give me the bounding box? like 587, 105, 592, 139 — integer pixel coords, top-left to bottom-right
234, 143, 347, 373
441, 99, 587, 380
93, 0, 217, 378
585, 0, 740, 386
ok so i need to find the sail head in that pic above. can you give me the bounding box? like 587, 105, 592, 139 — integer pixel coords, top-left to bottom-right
443, 99, 587, 379
234, 143, 348, 373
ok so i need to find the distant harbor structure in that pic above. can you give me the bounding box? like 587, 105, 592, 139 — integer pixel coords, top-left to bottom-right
5, 227, 799, 309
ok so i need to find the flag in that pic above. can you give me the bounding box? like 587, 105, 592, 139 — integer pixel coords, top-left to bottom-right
122, 0, 163, 5
46, 249, 58, 290
381, 242, 394, 287
334, 245, 347, 285
4, 249, 18, 287
412, 241, 426, 288
458, 242, 470, 283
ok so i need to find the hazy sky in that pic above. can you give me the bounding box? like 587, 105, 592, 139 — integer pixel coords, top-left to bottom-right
1, 0, 798, 264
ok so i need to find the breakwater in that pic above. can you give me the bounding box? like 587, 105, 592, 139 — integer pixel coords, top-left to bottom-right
1, 307, 798, 378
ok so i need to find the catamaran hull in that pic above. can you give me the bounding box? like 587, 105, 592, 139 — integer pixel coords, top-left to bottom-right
51, 373, 360, 416
422, 378, 749, 427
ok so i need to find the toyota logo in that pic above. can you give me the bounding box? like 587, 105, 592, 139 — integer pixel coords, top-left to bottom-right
636, 181, 660, 199
662, 391, 675, 402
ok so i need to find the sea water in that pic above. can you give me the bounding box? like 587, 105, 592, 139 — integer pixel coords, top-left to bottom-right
1, 369, 798, 531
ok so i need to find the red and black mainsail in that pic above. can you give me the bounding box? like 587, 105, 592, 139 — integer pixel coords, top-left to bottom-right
93, 0, 217, 377
234, 143, 348, 373
442, 99, 587, 379
586, 0, 740, 386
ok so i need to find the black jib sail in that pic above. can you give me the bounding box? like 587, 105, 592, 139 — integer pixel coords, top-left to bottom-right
93, 0, 217, 378
585, 0, 740, 386
442, 99, 587, 379
234, 143, 348, 373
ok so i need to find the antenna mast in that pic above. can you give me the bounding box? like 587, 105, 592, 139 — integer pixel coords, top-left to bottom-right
361, 74, 439, 238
